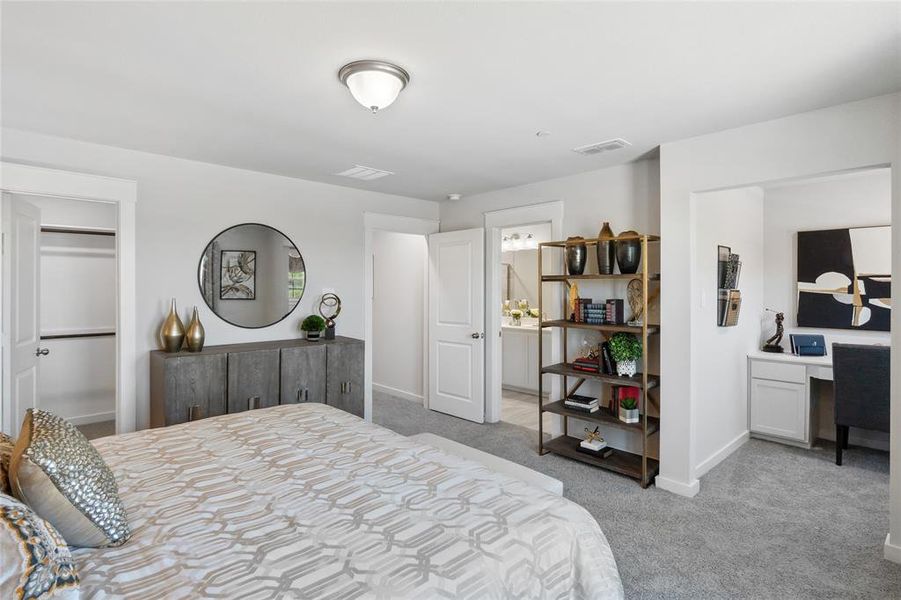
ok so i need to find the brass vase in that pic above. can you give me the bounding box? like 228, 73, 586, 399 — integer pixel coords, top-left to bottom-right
161, 298, 185, 353
185, 306, 205, 352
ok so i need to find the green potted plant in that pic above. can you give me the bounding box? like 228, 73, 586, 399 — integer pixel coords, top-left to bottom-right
301, 315, 326, 341
609, 332, 642, 377
510, 309, 523, 326
619, 397, 639, 424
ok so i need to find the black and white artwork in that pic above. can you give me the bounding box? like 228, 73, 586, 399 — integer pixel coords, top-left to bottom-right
220, 250, 256, 300
797, 226, 891, 331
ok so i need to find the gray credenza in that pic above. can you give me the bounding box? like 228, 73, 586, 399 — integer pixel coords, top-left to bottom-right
150, 336, 363, 427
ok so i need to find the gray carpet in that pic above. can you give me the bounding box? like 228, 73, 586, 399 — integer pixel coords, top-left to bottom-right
373, 391, 901, 599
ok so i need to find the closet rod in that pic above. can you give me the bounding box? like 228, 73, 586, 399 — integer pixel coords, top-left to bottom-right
41, 226, 116, 237
41, 332, 116, 340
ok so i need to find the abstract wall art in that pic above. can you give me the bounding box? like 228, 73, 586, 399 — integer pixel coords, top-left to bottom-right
797, 226, 891, 331
220, 250, 256, 300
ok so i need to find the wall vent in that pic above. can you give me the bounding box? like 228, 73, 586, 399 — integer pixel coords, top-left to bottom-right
335, 165, 395, 180
571, 138, 632, 156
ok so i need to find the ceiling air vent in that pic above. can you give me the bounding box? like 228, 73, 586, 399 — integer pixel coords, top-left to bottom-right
572, 138, 632, 156
335, 165, 395, 181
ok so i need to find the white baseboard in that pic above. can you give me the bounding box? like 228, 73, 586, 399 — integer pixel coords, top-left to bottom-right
656, 475, 700, 497
694, 430, 750, 478
66, 411, 115, 426
373, 383, 423, 405
885, 534, 901, 564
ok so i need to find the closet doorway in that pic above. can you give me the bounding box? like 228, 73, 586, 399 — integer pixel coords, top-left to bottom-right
6, 195, 117, 439
1, 162, 137, 438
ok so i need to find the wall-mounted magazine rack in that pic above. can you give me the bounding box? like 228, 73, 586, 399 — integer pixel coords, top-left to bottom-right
717, 245, 741, 327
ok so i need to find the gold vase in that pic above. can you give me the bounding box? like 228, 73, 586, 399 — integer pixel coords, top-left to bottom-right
185, 306, 205, 352
161, 298, 185, 353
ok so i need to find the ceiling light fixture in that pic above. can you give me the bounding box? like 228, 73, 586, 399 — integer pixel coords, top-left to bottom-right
338, 60, 410, 114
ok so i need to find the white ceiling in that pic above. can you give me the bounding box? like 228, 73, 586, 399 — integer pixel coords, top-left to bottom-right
2, 2, 899, 202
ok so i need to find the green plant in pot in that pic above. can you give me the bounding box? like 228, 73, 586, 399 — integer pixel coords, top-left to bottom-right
301, 315, 326, 341
619, 397, 640, 424
609, 332, 642, 377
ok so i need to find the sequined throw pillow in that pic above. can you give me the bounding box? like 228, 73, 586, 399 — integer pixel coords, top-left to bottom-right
0, 493, 79, 599
9, 409, 130, 548
0, 432, 14, 495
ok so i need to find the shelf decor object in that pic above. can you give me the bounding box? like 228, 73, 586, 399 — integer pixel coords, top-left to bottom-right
565, 237, 587, 275
596, 222, 615, 275
538, 231, 661, 488
615, 230, 642, 274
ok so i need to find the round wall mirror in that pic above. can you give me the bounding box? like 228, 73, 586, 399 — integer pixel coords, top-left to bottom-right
198, 223, 306, 328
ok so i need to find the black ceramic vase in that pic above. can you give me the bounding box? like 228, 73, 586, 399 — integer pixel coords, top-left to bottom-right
596, 222, 615, 275
615, 230, 641, 274
565, 237, 587, 275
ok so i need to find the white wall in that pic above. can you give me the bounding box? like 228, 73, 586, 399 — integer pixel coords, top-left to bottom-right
658, 93, 899, 502
1, 128, 439, 430
691, 187, 764, 476
371, 230, 426, 402
31, 196, 117, 425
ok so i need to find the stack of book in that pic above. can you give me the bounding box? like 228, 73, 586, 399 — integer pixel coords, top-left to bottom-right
599, 342, 616, 375
572, 357, 600, 374
583, 302, 606, 324
570, 298, 625, 325
564, 394, 599, 413
605, 299, 624, 325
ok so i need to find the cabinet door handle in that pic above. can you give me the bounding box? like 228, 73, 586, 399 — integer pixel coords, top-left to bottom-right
296, 388, 304, 403
347, 382, 352, 394
249, 396, 261, 410
189, 405, 203, 421
305, 389, 309, 402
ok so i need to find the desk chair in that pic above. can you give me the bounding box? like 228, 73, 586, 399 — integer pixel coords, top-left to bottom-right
832, 343, 890, 466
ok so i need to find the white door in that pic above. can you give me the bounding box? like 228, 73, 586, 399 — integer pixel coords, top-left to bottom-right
9, 197, 43, 427
428, 228, 485, 423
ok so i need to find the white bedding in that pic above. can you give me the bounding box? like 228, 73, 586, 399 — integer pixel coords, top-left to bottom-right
75, 403, 623, 599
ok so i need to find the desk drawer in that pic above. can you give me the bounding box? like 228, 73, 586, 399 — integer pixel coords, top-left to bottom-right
751, 360, 806, 384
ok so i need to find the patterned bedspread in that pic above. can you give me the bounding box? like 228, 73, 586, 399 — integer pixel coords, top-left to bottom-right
74, 403, 623, 599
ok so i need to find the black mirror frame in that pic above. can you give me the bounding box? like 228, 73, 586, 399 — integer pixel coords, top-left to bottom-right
197, 222, 306, 329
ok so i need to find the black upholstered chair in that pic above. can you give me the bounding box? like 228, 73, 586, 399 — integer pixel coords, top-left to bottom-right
832, 343, 890, 465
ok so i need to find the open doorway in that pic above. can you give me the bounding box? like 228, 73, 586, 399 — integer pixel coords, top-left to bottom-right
371, 230, 428, 406
2, 194, 117, 439
363, 213, 439, 422
498, 223, 552, 432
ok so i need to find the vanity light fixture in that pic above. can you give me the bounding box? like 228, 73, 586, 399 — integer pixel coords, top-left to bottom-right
338, 60, 410, 114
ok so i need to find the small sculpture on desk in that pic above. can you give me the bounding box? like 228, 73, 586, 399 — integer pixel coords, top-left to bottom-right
762, 309, 785, 353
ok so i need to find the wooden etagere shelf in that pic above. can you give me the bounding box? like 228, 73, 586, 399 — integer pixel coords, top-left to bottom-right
537, 232, 661, 487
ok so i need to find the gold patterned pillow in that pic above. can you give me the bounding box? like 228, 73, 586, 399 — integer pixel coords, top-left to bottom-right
9, 409, 130, 548
0, 493, 79, 599
0, 432, 14, 495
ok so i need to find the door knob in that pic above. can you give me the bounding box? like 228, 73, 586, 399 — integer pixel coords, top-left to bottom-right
35, 348, 50, 357
471, 332, 484, 339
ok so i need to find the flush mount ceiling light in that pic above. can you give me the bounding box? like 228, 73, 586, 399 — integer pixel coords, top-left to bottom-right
338, 60, 410, 114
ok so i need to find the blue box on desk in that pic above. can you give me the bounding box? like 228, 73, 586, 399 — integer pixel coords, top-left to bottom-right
790, 334, 827, 357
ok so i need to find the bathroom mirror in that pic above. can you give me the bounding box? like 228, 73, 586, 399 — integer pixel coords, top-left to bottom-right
198, 223, 306, 328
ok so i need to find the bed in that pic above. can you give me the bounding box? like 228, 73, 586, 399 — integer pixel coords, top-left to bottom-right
73, 403, 623, 599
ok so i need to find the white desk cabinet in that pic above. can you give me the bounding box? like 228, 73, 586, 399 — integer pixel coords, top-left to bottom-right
750, 378, 808, 442
747, 352, 833, 448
